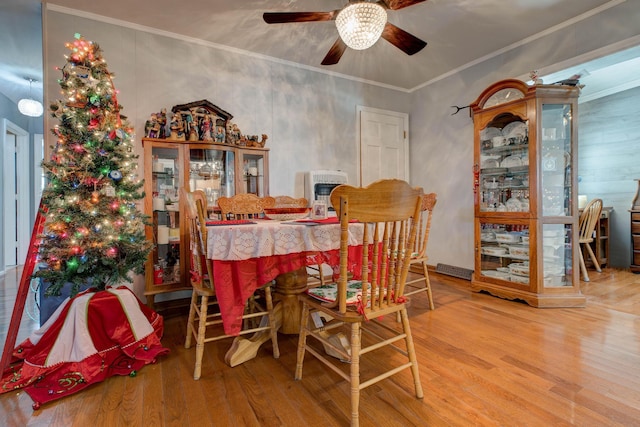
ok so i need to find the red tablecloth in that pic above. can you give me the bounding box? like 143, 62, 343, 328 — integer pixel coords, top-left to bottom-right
213, 247, 363, 335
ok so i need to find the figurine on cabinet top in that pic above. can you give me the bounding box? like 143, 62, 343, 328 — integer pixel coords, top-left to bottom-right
188, 125, 199, 141
200, 114, 214, 141
144, 113, 161, 138
171, 99, 233, 142
182, 109, 195, 138
159, 100, 268, 147
157, 108, 167, 139
215, 125, 225, 143
169, 112, 186, 141
257, 134, 268, 148
226, 121, 242, 145
242, 134, 268, 148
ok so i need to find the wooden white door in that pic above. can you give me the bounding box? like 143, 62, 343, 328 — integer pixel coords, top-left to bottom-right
358, 106, 409, 186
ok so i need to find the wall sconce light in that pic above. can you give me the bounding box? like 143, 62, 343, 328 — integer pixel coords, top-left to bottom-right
18, 78, 44, 117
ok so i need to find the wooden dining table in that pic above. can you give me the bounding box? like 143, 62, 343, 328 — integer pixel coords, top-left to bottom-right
205, 217, 364, 364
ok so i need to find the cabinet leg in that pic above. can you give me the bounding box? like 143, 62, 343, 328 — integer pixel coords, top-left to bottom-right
146, 294, 155, 310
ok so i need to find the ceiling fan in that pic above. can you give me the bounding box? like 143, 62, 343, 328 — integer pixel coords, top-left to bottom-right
263, 0, 427, 65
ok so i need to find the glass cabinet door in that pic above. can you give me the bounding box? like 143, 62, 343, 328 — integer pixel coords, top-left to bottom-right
541, 223, 573, 287
150, 145, 181, 286
540, 103, 573, 217
188, 146, 235, 206
237, 149, 268, 196
541, 102, 574, 288
479, 221, 530, 285
478, 117, 530, 213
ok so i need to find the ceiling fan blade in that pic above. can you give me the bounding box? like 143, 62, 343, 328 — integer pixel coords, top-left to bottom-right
263, 11, 336, 24
321, 38, 347, 65
381, 22, 427, 56
379, 0, 427, 11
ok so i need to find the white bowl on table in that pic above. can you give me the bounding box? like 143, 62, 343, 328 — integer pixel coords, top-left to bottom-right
263, 207, 311, 221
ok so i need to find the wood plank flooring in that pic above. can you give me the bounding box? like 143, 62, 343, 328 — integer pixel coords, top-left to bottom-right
1, 267, 640, 426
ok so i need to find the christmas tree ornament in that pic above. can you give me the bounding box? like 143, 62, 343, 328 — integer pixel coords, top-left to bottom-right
75, 65, 90, 80
102, 183, 116, 197
108, 170, 122, 181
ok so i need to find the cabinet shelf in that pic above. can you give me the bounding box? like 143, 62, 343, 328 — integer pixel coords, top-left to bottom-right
483, 185, 528, 191
482, 144, 529, 155
481, 167, 529, 176
481, 252, 529, 261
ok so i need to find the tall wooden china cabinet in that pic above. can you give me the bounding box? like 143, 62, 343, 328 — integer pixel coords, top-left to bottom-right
471, 79, 585, 307
142, 138, 269, 307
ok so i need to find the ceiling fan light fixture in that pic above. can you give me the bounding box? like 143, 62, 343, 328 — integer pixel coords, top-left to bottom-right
335, 2, 387, 51
18, 78, 43, 117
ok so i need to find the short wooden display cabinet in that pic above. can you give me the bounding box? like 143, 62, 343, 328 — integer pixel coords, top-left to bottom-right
471, 79, 585, 307
630, 179, 640, 273
142, 138, 269, 307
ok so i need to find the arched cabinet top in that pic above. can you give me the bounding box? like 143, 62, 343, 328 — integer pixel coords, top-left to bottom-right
471, 79, 532, 113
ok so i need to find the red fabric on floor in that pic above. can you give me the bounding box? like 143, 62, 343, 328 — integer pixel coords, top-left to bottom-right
0, 286, 169, 409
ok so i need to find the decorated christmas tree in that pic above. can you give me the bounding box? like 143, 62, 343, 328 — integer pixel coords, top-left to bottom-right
34, 34, 151, 297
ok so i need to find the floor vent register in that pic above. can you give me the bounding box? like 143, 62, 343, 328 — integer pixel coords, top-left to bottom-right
435, 263, 473, 281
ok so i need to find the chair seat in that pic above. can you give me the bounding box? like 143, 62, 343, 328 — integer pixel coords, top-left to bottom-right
307, 280, 386, 306
300, 291, 408, 323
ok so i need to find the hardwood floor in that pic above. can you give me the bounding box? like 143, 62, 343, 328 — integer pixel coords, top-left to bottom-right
2, 267, 640, 426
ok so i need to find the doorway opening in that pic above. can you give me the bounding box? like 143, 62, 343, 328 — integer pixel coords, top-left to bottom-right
2, 119, 31, 270
536, 42, 640, 268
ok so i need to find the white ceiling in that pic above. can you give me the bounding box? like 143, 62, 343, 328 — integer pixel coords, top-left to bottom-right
0, 0, 638, 106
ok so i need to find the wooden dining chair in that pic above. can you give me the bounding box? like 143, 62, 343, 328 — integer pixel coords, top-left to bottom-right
295, 179, 424, 427
182, 189, 280, 380
273, 195, 308, 208
404, 192, 437, 309
191, 188, 208, 216
217, 193, 275, 219
578, 198, 603, 282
